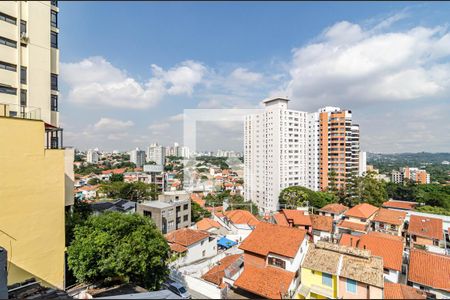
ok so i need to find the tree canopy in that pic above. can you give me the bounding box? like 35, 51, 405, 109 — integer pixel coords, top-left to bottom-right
100, 181, 160, 201
279, 186, 335, 209
67, 212, 170, 289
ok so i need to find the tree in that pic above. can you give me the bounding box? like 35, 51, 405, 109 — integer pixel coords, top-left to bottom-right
345, 172, 388, 207
99, 182, 159, 201
65, 198, 92, 246
191, 202, 211, 223
87, 178, 100, 185
67, 212, 170, 289
279, 186, 334, 209
110, 174, 124, 182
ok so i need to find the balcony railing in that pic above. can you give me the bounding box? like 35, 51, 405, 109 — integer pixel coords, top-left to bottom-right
0, 103, 41, 120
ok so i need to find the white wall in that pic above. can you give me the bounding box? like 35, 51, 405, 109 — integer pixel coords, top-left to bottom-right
184, 275, 222, 299
181, 237, 217, 265
384, 269, 399, 284
313, 231, 332, 243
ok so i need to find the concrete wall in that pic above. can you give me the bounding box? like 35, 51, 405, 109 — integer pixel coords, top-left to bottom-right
184, 275, 222, 299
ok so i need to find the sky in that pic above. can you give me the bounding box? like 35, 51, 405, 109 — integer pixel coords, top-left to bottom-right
58, 1, 450, 153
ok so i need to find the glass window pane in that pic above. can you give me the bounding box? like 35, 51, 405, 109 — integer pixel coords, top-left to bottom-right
322, 273, 332, 287
346, 278, 357, 293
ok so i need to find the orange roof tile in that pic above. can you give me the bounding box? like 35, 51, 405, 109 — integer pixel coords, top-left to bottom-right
384, 283, 426, 299
408, 249, 450, 292
101, 168, 127, 175
281, 210, 312, 226
191, 193, 206, 207
310, 215, 333, 233
169, 243, 187, 253
207, 206, 223, 213
319, 203, 349, 214
339, 233, 360, 247
273, 213, 289, 227
234, 265, 294, 299
382, 200, 417, 211
373, 208, 406, 225
202, 254, 242, 286
165, 228, 209, 247
344, 203, 378, 219
224, 210, 259, 227
239, 222, 306, 258
357, 232, 403, 271
337, 220, 367, 232
196, 218, 221, 231
408, 215, 443, 240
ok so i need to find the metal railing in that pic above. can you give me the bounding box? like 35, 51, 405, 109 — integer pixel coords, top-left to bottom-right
0, 103, 41, 121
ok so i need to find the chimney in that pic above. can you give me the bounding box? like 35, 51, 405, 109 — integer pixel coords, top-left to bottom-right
0, 247, 7, 299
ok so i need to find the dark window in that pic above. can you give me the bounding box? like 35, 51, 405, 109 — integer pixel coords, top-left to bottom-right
267, 257, 286, 269
51, 10, 57, 27
0, 85, 17, 95
0, 36, 17, 48
51, 31, 58, 48
20, 89, 27, 106
0, 61, 16, 72
51, 95, 58, 111
183, 204, 188, 210
51, 0, 58, 7
183, 214, 188, 222
0, 12, 16, 25
176, 206, 181, 213
21, 66, 27, 84
143, 211, 152, 218
20, 20, 26, 35
51, 73, 58, 90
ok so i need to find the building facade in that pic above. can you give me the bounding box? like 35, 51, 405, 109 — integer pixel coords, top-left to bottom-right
146, 143, 165, 165
392, 167, 430, 184
130, 147, 146, 168
86, 149, 98, 164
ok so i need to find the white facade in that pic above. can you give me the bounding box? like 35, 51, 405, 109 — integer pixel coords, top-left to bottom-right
177, 146, 190, 158
176, 236, 218, 265
86, 149, 98, 164
359, 151, 367, 176
146, 143, 165, 165
384, 269, 400, 284
130, 148, 146, 168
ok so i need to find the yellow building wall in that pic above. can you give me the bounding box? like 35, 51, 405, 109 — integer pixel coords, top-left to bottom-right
0, 117, 66, 288
299, 268, 338, 299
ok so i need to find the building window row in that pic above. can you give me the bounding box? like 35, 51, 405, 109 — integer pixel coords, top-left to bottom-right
0, 85, 16, 95
51, 73, 58, 91
0, 36, 17, 48
51, 31, 58, 48
0, 61, 16, 72
0, 12, 16, 25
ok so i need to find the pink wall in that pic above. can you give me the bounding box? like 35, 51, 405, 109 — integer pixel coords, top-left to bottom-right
338, 277, 383, 299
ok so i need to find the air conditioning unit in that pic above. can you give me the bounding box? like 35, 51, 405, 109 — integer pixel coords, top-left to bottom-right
20, 32, 29, 43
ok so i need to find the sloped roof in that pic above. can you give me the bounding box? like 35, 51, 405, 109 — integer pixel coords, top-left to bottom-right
408, 249, 450, 292
169, 243, 187, 253
373, 208, 406, 225
384, 283, 426, 299
337, 220, 367, 232
239, 222, 306, 258
273, 212, 289, 227
165, 228, 209, 247
191, 193, 205, 207
344, 203, 378, 219
357, 232, 403, 271
382, 200, 417, 211
339, 233, 360, 247
196, 218, 221, 231
202, 254, 242, 286
319, 203, 349, 214
310, 215, 333, 232
302, 244, 341, 275
224, 210, 259, 226
282, 209, 311, 226
408, 215, 443, 240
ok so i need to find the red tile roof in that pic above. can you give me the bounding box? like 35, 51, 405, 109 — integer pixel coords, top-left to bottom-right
384, 283, 426, 299
273, 213, 289, 227
339, 233, 360, 247
196, 218, 221, 231
382, 200, 417, 211
234, 265, 295, 299
169, 243, 188, 253
101, 168, 127, 175
165, 228, 209, 247
320, 203, 349, 214
224, 210, 259, 227
408, 249, 450, 292
337, 220, 367, 232
281, 210, 312, 226
191, 193, 205, 207
373, 208, 406, 225
202, 254, 242, 286
344, 203, 378, 219
310, 215, 333, 233
408, 215, 443, 240
357, 232, 403, 271
239, 222, 306, 258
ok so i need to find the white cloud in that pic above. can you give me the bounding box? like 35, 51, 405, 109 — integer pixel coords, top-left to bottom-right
168, 113, 184, 122
94, 117, 134, 131
148, 122, 170, 130
61, 57, 206, 109
228, 68, 263, 85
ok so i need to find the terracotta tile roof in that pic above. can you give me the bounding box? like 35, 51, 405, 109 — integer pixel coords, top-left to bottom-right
224, 210, 259, 227
319, 203, 349, 214
344, 203, 379, 219
273, 213, 289, 227
337, 220, 367, 232
234, 265, 295, 299
384, 283, 427, 299
196, 218, 221, 231
207, 206, 223, 213
408, 215, 443, 240
357, 232, 403, 271
239, 222, 306, 258
382, 200, 417, 211
281, 209, 312, 226
373, 208, 406, 225
339, 233, 360, 247
169, 243, 187, 253
202, 254, 242, 286
302, 244, 341, 275
310, 215, 333, 232
165, 228, 209, 247
101, 168, 127, 175
408, 249, 450, 292
191, 193, 205, 207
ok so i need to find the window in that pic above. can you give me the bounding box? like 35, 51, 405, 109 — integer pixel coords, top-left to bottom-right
346, 278, 357, 293
0, 12, 16, 24
183, 214, 188, 222
0, 36, 17, 48
51, 0, 58, 7
51, 10, 58, 27
20, 89, 27, 106
322, 273, 332, 287
143, 211, 152, 218
202, 250, 206, 257
0, 61, 16, 72
51, 95, 58, 111
267, 257, 286, 269
51, 31, 58, 48
51, 73, 58, 90
20, 20, 26, 35
183, 204, 188, 210
21, 67, 27, 84
383, 268, 390, 275
0, 85, 16, 95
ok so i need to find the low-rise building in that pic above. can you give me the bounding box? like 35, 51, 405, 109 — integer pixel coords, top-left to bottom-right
407, 215, 444, 253
273, 210, 312, 233
310, 215, 333, 243
317, 203, 349, 222
407, 249, 450, 299
384, 283, 427, 299
371, 208, 406, 236
382, 200, 418, 211
337, 203, 378, 236
201, 254, 243, 289
214, 210, 259, 242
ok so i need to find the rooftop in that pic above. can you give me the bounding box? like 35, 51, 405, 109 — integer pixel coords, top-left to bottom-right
310, 214, 333, 232
344, 203, 378, 219
140, 201, 172, 209
372, 208, 406, 225
339, 233, 360, 248
202, 254, 243, 286
384, 283, 426, 299
319, 203, 349, 214
165, 228, 209, 247
196, 218, 221, 231
382, 200, 417, 211
408, 215, 443, 240
302, 244, 341, 275
281, 209, 312, 226
408, 249, 450, 292
357, 232, 403, 271
337, 220, 367, 232
273, 212, 289, 227
224, 210, 259, 227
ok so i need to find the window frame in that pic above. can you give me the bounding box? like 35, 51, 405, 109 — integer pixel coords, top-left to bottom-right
51, 31, 58, 48
20, 89, 27, 106
0, 61, 16, 72
51, 73, 58, 91
322, 272, 333, 287
21, 66, 27, 84
0, 12, 16, 25
346, 278, 357, 294
0, 36, 17, 48
0, 85, 17, 95
20, 20, 27, 35
51, 95, 58, 112
267, 256, 286, 269
51, 10, 58, 28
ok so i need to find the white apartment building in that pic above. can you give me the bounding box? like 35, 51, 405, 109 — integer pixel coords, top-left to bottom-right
130, 148, 145, 168
177, 145, 190, 158
86, 149, 99, 164
146, 143, 165, 165
0, 1, 59, 127
359, 151, 367, 176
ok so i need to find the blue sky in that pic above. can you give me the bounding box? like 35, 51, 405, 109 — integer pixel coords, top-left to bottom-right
59, 2, 450, 153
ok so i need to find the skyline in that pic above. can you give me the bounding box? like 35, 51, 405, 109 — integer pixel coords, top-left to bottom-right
58, 2, 450, 153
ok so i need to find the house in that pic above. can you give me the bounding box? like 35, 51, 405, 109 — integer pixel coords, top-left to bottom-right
166, 228, 217, 265
384, 283, 426, 299
317, 203, 349, 222
408, 249, 450, 299
371, 208, 406, 236
337, 203, 378, 236
310, 215, 333, 243
194, 218, 222, 233
74, 184, 99, 200
297, 241, 384, 299
90, 199, 136, 215
273, 210, 312, 233
407, 215, 444, 253
382, 200, 418, 211
201, 254, 243, 289
215, 210, 259, 241
233, 223, 308, 299
338, 233, 360, 248
191, 193, 205, 207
